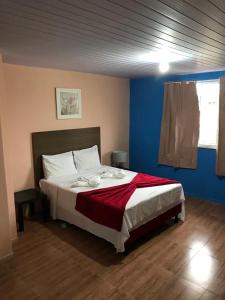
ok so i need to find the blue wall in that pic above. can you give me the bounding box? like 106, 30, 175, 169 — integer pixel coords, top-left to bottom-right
130, 71, 225, 204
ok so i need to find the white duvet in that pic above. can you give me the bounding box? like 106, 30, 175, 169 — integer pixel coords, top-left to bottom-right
40, 166, 185, 252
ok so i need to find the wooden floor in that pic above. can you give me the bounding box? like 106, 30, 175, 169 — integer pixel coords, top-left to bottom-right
1, 198, 225, 300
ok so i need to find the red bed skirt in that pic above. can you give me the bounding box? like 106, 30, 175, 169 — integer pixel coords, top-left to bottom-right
125, 203, 182, 248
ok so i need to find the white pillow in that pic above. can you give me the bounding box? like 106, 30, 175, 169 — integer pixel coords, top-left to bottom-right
42, 151, 77, 179
73, 145, 101, 171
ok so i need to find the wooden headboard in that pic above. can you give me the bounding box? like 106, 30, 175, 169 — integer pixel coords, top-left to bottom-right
32, 127, 101, 188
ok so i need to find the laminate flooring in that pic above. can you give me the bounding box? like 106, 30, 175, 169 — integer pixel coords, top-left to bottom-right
1, 198, 225, 300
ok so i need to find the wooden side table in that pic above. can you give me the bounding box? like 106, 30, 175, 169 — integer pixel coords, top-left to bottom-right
14, 189, 48, 232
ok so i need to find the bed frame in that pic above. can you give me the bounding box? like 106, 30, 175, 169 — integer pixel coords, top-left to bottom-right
32, 127, 181, 251
125, 203, 181, 249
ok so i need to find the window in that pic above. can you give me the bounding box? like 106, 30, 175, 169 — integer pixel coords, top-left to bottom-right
196, 80, 219, 149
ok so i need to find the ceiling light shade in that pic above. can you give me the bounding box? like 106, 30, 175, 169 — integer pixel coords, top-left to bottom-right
159, 62, 169, 73
138, 49, 187, 63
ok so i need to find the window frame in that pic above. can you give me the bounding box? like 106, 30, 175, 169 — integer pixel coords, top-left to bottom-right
198, 143, 217, 150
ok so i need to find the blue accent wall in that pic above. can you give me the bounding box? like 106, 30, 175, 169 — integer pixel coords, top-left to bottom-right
130, 71, 225, 204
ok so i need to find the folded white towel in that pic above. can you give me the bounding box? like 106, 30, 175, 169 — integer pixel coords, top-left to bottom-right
100, 171, 114, 178
71, 176, 101, 188
100, 169, 126, 179
88, 176, 101, 187
114, 169, 126, 179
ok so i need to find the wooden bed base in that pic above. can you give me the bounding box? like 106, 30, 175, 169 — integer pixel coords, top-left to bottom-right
125, 203, 182, 248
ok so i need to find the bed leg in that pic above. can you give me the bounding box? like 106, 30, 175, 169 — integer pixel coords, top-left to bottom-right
122, 248, 129, 256
174, 214, 179, 224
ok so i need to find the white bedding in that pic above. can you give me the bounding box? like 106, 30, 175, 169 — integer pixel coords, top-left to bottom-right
40, 166, 185, 252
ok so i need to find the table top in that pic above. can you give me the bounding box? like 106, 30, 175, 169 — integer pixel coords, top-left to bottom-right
14, 188, 39, 204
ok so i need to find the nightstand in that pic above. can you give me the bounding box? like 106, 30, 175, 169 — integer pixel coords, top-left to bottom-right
14, 189, 48, 232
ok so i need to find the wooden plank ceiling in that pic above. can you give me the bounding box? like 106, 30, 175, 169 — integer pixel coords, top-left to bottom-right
1, 0, 225, 77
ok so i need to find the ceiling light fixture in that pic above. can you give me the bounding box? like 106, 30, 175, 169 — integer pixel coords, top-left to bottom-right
138, 49, 186, 63
159, 62, 169, 73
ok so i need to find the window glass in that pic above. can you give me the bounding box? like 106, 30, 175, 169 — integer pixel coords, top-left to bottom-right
196, 80, 219, 148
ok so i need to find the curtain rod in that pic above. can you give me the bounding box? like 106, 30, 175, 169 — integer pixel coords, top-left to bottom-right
164, 79, 219, 84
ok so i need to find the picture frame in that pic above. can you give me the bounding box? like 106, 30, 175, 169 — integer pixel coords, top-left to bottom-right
56, 88, 82, 119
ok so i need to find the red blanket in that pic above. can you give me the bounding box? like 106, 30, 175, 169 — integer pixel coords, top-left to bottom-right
75, 173, 178, 231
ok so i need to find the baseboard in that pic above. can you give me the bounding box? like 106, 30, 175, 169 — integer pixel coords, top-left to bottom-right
12, 236, 18, 242
0, 251, 13, 262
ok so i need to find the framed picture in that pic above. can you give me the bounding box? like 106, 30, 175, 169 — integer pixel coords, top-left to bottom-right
56, 88, 82, 119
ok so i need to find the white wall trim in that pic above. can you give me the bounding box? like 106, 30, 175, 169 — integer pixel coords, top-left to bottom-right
0, 251, 13, 262
12, 236, 18, 242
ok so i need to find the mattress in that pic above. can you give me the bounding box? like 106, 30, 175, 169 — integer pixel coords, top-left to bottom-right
40, 166, 185, 252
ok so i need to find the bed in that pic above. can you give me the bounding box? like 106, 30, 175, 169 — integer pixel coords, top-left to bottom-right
32, 127, 185, 252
